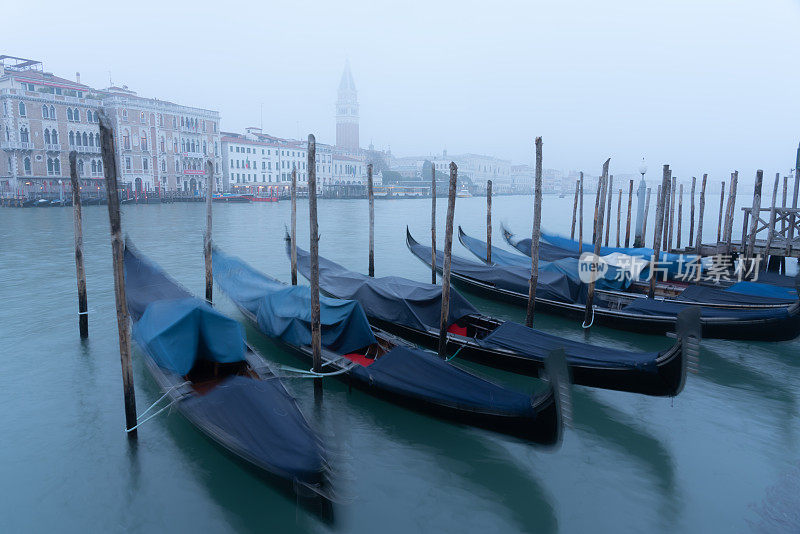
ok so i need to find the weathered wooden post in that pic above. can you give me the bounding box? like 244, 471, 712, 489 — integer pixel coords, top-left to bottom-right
593, 179, 601, 245
746, 170, 764, 260
649, 165, 671, 298
526, 137, 543, 327
99, 111, 137, 437
290, 168, 297, 285
667, 176, 676, 252
641, 187, 652, 243
663, 176, 672, 250
724, 171, 738, 257
486, 179, 492, 264
695, 174, 708, 268
307, 134, 322, 394
570, 180, 579, 239
717, 181, 726, 242
69, 152, 88, 338
676, 183, 683, 249
604, 175, 613, 246
368, 163, 374, 276
437, 162, 458, 358
584, 159, 609, 328
578, 172, 584, 254
689, 176, 696, 247
763, 173, 779, 270
431, 166, 437, 284
204, 160, 214, 303
786, 166, 799, 256
625, 179, 633, 247
782, 175, 788, 235
615, 188, 622, 247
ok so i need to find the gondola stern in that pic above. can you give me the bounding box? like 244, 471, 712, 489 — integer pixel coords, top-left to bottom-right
673, 307, 702, 396
541, 348, 572, 447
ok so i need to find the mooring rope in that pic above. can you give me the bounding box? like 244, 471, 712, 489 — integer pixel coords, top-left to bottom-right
445, 346, 464, 362
275, 363, 355, 378
581, 307, 595, 329
124, 381, 190, 433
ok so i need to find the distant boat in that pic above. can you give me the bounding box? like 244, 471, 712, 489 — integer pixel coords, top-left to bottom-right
457, 185, 472, 198
248, 192, 279, 202
212, 193, 251, 203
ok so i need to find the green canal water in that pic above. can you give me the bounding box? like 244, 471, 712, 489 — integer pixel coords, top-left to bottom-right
1, 193, 798, 533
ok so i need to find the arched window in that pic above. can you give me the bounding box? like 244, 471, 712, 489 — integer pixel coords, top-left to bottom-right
78, 160, 84, 176
140, 132, 147, 150
122, 130, 130, 150
86, 110, 93, 123
44, 129, 51, 144
18, 102, 26, 116
73, 108, 80, 122
94, 133, 100, 147
53, 158, 61, 174
91, 160, 97, 174
173, 139, 178, 152
160, 137, 165, 152
203, 141, 207, 154
42, 105, 49, 119
24, 157, 31, 175
19, 128, 29, 143
82, 132, 88, 146
47, 158, 53, 174
52, 130, 58, 144
97, 160, 103, 174
161, 160, 166, 172
69, 131, 75, 146
175, 160, 179, 172
67, 108, 73, 121
49, 105, 55, 118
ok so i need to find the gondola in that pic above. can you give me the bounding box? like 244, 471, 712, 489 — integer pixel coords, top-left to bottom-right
123, 243, 329, 500
461, 226, 798, 310
501, 223, 799, 290
288, 240, 699, 397
406, 228, 800, 341
212, 247, 566, 445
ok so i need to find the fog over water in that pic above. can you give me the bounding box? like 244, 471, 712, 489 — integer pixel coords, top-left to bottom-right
6, 0, 800, 182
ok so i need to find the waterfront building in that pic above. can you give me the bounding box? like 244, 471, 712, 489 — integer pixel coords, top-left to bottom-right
0, 55, 221, 197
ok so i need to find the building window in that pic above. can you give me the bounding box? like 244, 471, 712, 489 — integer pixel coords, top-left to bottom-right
122, 130, 130, 150
122, 109, 128, 121
54, 158, 60, 174
44, 129, 51, 144
143, 158, 148, 171
67, 108, 73, 121
94, 133, 99, 147
19, 128, 29, 143
18, 102, 26, 117
82, 132, 89, 146
160, 137, 165, 152
140, 111, 146, 124
42, 105, 49, 119
125, 157, 131, 171
69, 131, 75, 146
91, 160, 97, 174
140, 132, 147, 151
47, 158, 54, 175
24, 157, 31, 175
74, 108, 80, 121
161, 160, 166, 172
78, 159, 85, 176
49, 105, 55, 119
52, 130, 58, 144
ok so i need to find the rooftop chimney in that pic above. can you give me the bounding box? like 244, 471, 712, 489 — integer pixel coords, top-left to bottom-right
76, 72, 81, 84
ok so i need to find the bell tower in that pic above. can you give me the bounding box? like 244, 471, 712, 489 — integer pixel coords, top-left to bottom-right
335, 61, 359, 151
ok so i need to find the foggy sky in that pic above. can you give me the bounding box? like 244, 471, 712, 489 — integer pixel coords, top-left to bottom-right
7, 0, 800, 183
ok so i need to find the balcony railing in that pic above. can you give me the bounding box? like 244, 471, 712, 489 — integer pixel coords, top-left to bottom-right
45, 143, 61, 151
0, 141, 34, 150
70, 145, 101, 153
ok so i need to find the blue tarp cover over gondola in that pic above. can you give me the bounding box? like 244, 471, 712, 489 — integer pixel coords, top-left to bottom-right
478, 321, 659, 372
213, 248, 377, 353
459, 227, 631, 291
674, 283, 798, 306
621, 298, 790, 320
292, 242, 479, 332
407, 229, 580, 303
133, 297, 246, 375
179, 375, 326, 484
349, 346, 537, 416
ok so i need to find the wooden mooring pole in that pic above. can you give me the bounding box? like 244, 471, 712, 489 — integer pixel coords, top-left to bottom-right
663, 176, 672, 251
695, 174, 708, 255
625, 179, 633, 247
604, 175, 613, 246
204, 160, 214, 303
615, 188, 622, 247
368, 164, 374, 277
763, 173, 779, 270
526, 137, 543, 327
486, 179, 492, 264
570, 180, 579, 239
578, 172, 584, 254
649, 165, 671, 298
99, 111, 137, 437
781, 175, 788, 235
786, 170, 799, 256
676, 183, 683, 249
584, 159, 609, 328
438, 163, 458, 357
642, 186, 652, 245
746, 170, 763, 259
69, 152, 88, 338
307, 135, 322, 394
689, 177, 696, 247
667, 176, 676, 252
724, 171, 738, 257
290, 168, 297, 285
431, 166, 437, 284
717, 181, 726, 243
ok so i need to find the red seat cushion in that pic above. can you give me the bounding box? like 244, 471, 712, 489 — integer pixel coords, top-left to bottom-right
342, 353, 374, 366
447, 323, 468, 336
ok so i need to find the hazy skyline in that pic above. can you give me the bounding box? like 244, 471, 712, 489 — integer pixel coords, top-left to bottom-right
6, 0, 800, 182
